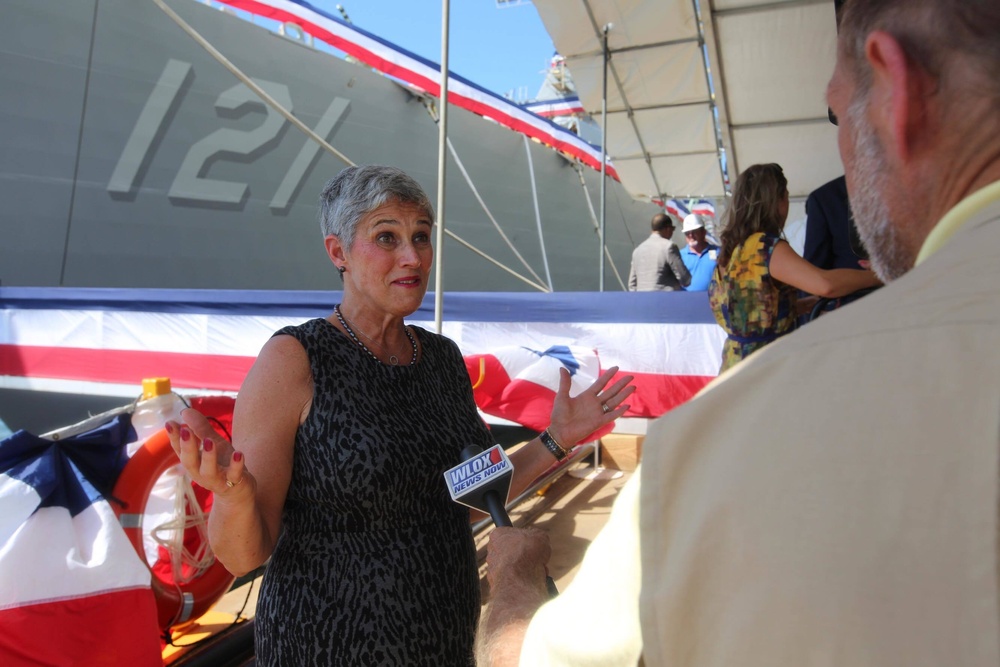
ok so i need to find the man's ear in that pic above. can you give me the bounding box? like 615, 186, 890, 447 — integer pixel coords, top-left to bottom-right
864, 30, 933, 163
324, 235, 346, 269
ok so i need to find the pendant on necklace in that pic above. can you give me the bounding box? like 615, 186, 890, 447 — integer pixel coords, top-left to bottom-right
334, 304, 418, 366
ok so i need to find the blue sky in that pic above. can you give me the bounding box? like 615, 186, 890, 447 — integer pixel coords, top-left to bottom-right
307, 0, 557, 100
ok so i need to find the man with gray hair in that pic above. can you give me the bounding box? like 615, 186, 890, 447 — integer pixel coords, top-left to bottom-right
478, 1, 1000, 664
679, 213, 720, 291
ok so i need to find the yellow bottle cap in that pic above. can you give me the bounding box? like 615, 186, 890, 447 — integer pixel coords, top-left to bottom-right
141, 377, 172, 400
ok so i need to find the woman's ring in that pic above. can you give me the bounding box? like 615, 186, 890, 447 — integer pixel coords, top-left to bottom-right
225, 475, 244, 489
602, 403, 611, 414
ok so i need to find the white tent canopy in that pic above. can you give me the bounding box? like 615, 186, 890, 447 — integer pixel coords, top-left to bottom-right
533, 0, 844, 202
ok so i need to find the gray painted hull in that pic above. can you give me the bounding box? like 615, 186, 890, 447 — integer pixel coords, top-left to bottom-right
1, 0, 659, 292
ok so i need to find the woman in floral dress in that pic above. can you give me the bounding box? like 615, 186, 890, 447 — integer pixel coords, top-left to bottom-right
709, 164, 880, 372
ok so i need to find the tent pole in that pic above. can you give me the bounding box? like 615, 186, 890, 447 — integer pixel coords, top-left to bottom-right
578, 22, 624, 482
433, 0, 451, 333
599, 23, 610, 292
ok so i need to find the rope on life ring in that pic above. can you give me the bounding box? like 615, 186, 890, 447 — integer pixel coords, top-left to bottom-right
112, 429, 235, 630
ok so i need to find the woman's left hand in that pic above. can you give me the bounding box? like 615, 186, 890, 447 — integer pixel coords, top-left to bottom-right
548, 365, 635, 446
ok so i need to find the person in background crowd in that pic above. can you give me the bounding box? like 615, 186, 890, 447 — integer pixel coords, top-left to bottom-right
477, 0, 1000, 664
708, 163, 879, 371
801, 174, 877, 314
627, 213, 692, 291
165, 165, 634, 666
804, 175, 867, 270
679, 213, 720, 291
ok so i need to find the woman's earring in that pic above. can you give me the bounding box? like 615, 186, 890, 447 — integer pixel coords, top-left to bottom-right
337, 265, 346, 276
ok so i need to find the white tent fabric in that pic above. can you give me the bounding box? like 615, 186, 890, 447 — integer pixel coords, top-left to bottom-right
533, 0, 845, 201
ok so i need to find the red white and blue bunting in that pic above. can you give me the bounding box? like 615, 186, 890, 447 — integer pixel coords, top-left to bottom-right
215, 0, 617, 179
0, 289, 724, 424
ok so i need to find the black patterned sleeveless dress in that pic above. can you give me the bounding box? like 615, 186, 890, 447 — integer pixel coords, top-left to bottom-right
254, 317, 493, 666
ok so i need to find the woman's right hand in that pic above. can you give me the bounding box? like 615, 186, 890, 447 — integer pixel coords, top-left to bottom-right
166, 407, 254, 499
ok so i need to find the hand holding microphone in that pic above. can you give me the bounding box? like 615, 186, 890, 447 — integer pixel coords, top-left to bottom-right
444, 444, 558, 597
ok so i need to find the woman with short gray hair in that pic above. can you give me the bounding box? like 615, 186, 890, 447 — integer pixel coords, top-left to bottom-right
166, 164, 635, 664
319, 165, 434, 250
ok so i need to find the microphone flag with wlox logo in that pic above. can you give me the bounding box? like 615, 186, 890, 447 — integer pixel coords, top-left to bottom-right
444, 445, 513, 514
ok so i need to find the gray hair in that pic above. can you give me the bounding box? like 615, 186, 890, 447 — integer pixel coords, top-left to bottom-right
838, 0, 1000, 100
318, 165, 435, 250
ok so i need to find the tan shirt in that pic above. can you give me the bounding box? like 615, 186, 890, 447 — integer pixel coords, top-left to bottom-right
520, 184, 1000, 666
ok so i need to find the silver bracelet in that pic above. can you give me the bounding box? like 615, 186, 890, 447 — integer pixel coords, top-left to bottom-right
539, 429, 568, 460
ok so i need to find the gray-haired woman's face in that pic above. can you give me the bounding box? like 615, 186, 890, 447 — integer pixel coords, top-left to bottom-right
338, 200, 433, 316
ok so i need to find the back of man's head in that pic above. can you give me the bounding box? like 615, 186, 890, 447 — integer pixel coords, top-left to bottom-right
651, 213, 674, 234
832, 0, 1000, 282
838, 0, 1000, 103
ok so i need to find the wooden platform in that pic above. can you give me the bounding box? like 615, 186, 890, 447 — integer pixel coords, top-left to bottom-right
475, 459, 632, 595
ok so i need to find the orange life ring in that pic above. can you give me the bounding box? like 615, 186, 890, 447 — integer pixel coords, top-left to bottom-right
112, 429, 236, 630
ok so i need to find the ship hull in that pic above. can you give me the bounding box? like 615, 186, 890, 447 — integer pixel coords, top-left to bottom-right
0, 0, 659, 293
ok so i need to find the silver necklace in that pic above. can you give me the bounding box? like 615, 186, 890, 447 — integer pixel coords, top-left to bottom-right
334, 304, 417, 366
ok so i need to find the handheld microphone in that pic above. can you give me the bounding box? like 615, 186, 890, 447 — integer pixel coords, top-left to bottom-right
444, 444, 558, 597
445, 444, 514, 522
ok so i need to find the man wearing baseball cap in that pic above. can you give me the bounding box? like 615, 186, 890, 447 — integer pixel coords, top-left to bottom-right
680, 213, 720, 291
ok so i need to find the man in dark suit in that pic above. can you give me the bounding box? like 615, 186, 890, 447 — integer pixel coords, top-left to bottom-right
801, 175, 874, 315
803, 175, 868, 270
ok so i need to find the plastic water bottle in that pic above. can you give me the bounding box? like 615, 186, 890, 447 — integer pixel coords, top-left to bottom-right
129, 377, 187, 566
129, 377, 186, 455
